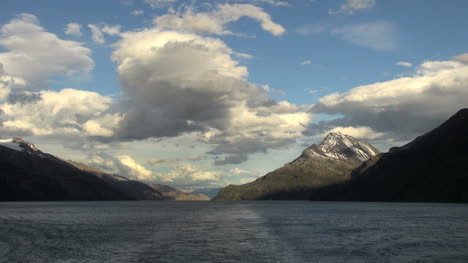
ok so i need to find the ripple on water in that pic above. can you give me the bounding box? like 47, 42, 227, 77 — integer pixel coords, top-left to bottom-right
0, 201, 467, 263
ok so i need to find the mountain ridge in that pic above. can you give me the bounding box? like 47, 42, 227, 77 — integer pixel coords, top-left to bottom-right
214, 132, 379, 200
308, 108, 468, 202
0, 139, 208, 201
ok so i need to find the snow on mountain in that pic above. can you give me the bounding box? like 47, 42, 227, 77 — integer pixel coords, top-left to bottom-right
303, 132, 379, 162
0, 139, 23, 151
0, 138, 43, 156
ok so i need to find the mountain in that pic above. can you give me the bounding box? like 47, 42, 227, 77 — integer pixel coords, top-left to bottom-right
0, 138, 132, 201
69, 161, 209, 200
0, 138, 208, 201
149, 184, 210, 201
214, 132, 379, 200
192, 187, 222, 198
66, 161, 165, 200
309, 109, 468, 203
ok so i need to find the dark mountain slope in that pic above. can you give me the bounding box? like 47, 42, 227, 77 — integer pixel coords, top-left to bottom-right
0, 139, 131, 201
0, 138, 209, 201
310, 109, 468, 202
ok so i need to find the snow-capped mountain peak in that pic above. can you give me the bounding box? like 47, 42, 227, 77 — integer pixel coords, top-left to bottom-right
0, 137, 43, 155
303, 132, 379, 162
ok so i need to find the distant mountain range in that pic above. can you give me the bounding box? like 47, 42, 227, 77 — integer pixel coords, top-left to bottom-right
0, 138, 208, 201
3, 109, 468, 203
215, 109, 468, 202
192, 187, 222, 198
214, 132, 379, 200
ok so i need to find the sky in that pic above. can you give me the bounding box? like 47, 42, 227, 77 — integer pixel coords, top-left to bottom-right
1, 0, 468, 190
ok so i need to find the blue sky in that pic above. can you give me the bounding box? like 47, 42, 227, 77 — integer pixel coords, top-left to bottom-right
1, 0, 468, 190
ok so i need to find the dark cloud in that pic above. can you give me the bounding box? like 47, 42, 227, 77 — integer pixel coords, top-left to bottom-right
214, 154, 249, 166
109, 28, 311, 164
7, 92, 42, 105
0, 125, 33, 138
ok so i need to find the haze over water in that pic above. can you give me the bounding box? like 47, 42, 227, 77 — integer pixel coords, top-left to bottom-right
1, 201, 467, 263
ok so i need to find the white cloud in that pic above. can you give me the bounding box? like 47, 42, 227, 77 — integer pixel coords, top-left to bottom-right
0, 88, 119, 138
230, 167, 264, 176
321, 126, 385, 140
154, 163, 222, 184
154, 4, 285, 36
0, 14, 94, 87
453, 53, 468, 64
144, 0, 177, 9
143, 155, 224, 186
88, 24, 121, 43
89, 154, 152, 180
88, 24, 105, 43
312, 59, 468, 140
396, 61, 412, 67
118, 155, 153, 180
102, 24, 121, 36
301, 60, 312, 65
331, 21, 395, 51
16, 13, 39, 24
0, 64, 16, 100
329, 0, 376, 15
111, 28, 310, 164
65, 23, 82, 37
130, 10, 144, 16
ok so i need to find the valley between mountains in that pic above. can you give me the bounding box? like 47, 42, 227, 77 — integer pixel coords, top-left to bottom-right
1, 109, 468, 202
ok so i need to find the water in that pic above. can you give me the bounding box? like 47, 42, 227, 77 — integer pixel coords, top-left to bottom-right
0, 201, 467, 263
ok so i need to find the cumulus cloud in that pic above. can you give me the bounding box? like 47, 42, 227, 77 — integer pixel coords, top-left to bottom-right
89, 153, 152, 180
453, 53, 468, 64
206, 101, 311, 164
329, 0, 376, 15
396, 61, 412, 67
0, 88, 120, 138
153, 163, 224, 188
0, 64, 28, 101
0, 14, 94, 87
331, 21, 395, 51
321, 126, 385, 140
311, 59, 468, 143
7, 91, 42, 105
65, 23, 82, 37
102, 152, 224, 187
0, 64, 12, 100
111, 27, 310, 164
153, 4, 285, 36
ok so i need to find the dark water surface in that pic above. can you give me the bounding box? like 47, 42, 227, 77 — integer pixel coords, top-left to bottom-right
0, 201, 467, 263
